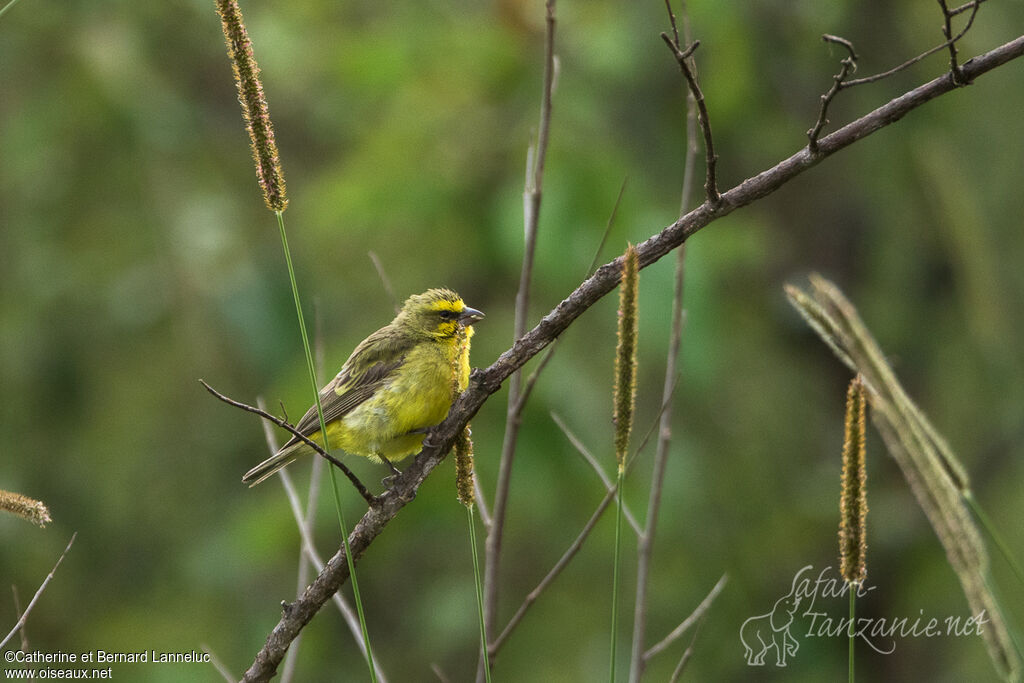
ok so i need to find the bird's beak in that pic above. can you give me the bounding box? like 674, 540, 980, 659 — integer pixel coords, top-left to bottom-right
459, 306, 485, 324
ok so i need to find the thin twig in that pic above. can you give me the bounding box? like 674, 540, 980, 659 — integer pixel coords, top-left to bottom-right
808, 35, 859, 151
949, 0, 985, 16
837, 1, 981, 88
643, 574, 727, 663
241, 37, 1024, 680
490, 479, 621, 656
473, 473, 492, 530
809, 2, 983, 146
661, 2, 719, 204
202, 644, 236, 683
0, 0, 26, 21
939, 0, 965, 84
431, 663, 454, 683
0, 533, 77, 650
199, 380, 377, 506
11, 586, 27, 651
667, 612, 707, 683
490, 396, 675, 659
368, 251, 400, 314
483, 1, 557, 675
550, 412, 643, 536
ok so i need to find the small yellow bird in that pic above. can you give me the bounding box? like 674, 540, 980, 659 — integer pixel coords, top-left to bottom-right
243, 288, 484, 487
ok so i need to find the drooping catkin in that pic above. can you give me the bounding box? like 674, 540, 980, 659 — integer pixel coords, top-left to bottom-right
215, 0, 288, 212
839, 376, 867, 585
613, 244, 639, 472
0, 490, 52, 527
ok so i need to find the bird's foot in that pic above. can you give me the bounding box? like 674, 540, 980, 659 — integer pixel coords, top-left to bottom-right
379, 455, 401, 488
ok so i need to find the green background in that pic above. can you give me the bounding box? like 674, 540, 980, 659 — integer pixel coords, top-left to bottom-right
2, 0, 1023, 680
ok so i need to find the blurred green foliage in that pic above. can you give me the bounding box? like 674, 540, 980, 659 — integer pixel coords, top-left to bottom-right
2, 0, 1023, 681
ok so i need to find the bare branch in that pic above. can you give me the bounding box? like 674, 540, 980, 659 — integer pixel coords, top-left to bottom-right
667, 612, 707, 683
660, 26, 720, 204
823, 2, 982, 90
472, 473, 492, 530
199, 380, 377, 506
201, 644, 236, 683
807, 35, 859, 151
0, 533, 77, 650
10, 586, 27, 651
643, 574, 727, 662
630, 5, 698, 677
483, 0, 558, 673
368, 251, 400, 314
550, 412, 643, 536
240, 36, 1024, 681
809, 3, 984, 146
490, 479, 622, 656
431, 663, 454, 683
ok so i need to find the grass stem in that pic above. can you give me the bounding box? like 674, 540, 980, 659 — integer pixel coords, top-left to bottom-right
609, 467, 625, 682
468, 506, 492, 683
848, 587, 855, 682
277, 209, 377, 682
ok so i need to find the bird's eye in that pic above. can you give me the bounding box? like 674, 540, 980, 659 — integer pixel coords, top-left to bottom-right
439, 309, 456, 320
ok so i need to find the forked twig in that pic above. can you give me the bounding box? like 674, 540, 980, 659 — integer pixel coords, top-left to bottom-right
660, 4, 719, 205
808, 35, 859, 151
808, 1, 983, 147
199, 379, 377, 506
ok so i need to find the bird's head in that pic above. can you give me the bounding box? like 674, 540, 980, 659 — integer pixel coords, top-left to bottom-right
398, 288, 485, 339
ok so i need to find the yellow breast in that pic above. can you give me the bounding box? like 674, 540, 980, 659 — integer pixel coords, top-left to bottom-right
332, 329, 472, 461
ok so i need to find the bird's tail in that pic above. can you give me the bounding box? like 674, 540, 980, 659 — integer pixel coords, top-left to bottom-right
242, 444, 304, 487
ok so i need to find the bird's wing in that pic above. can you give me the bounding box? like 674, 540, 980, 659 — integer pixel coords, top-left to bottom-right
282, 326, 412, 449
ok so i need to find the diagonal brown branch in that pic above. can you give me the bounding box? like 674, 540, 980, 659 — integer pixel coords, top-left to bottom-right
240, 35, 1024, 681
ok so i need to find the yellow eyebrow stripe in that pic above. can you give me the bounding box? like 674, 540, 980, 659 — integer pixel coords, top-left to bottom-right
428, 298, 462, 312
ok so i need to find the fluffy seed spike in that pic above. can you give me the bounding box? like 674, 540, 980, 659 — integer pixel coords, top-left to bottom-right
455, 427, 475, 508
840, 375, 868, 585
0, 490, 52, 528
452, 324, 475, 507
613, 243, 640, 471
215, 0, 288, 212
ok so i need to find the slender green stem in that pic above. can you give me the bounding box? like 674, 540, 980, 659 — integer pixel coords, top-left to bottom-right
964, 491, 1024, 588
609, 466, 625, 683
964, 492, 1024, 670
468, 505, 492, 683
848, 587, 855, 683
277, 210, 377, 682
0, 0, 23, 20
